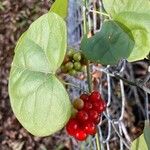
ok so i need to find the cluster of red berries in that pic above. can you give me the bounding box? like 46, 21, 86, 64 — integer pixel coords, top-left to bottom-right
66, 91, 106, 141
61, 49, 87, 76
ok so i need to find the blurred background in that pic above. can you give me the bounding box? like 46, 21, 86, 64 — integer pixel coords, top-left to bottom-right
0, 0, 150, 150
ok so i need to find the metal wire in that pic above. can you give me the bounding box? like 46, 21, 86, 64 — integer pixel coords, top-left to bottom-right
145, 92, 149, 123
67, 0, 149, 150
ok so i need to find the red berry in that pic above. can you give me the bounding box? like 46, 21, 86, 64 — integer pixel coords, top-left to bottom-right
102, 100, 107, 111
77, 110, 89, 122
89, 91, 101, 102
66, 118, 79, 136
75, 130, 87, 141
80, 94, 89, 101
88, 110, 99, 121
92, 101, 104, 113
94, 116, 101, 125
65, 62, 74, 70
83, 102, 93, 111
83, 122, 96, 135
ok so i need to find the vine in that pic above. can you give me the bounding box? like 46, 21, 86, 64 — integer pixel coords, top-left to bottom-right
83, 0, 100, 149
8, 0, 150, 149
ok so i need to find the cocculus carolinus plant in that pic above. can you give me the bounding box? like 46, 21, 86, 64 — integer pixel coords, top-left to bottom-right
8, 0, 150, 147
9, 1, 72, 136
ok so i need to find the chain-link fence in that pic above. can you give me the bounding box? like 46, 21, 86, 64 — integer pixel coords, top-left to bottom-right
67, 0, 150, 149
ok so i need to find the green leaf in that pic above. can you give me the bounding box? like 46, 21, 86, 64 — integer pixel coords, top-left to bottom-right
131, 134, 148, 150
144, 120, 150, 150
14, 12, 67, 73
103, 0, 150, 62
50, 0, 68, 19
131, 120, 150, 150
9, 12, 71, 136
80, 20, 134, 65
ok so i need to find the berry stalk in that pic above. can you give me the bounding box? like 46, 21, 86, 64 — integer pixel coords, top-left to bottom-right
82, 0, 101, 149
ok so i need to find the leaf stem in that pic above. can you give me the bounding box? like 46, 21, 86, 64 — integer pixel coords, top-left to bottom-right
83, 0, 100, 149
83, 0, 88, 34
95, 133, 101, 150
88, 9, 110, 18
86, 61, 93, 92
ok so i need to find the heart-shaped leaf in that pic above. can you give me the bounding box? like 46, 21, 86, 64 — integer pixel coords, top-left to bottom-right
50, 0, 68, 19
131, 134, 148, 150
144, 120, 150, 150
103, 0, 150, 62
131, 120, 150, 150
80, 20, 134, 65
9, 12, 71, 136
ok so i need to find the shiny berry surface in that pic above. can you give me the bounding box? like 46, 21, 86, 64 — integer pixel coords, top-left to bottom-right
66, 91, 106, 141
92, 101, 104, 113
67, 49, 74, 57
77, 110, 88, 122
65, 62, 73, 70
73, 52, 81, 62
83, 102, 93, 111
81, 66, 86, 72
89, 91, 101, 102
60, 65, 68, 73
75, 130, 87, 141
61, 49, 86, 76
66, 118, 78, 135
88, 110, 99, 121
83, 122, 96, 135
73, 99, 84, 110
68, 69, 77, 76
74, 62, 81, 70
80, 94, 89, 101
94, 116, 101, 125
102, 100, 107, 111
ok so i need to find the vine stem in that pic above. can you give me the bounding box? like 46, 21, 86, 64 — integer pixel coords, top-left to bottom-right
83, 0, 101, 149
86, 61, 93, 92
88, 9, 110, 18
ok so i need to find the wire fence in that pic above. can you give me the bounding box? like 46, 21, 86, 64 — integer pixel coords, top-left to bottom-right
67, 0, 150, 150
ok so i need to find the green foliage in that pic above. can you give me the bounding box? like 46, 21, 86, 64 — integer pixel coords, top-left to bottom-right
144, 121, 150, 150
9, 12, 71, 136
0, 2, 4, 11
131, 120, 150, 150
131, 134, 148, 150
103, 0, 150, 62
50, 0, 68, 19
80, 20, 134, 65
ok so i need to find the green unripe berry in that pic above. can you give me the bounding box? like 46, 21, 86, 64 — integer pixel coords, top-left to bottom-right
81, 66, 86, 72
71, 107, 78, 118
68, 69, 77, 76
73, 52, 81, 62
73, 98, 84, 110
61, 65, 68, 73
65, 62, 73, 70
67, 49, 74, 58
74, 62, 81, 71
